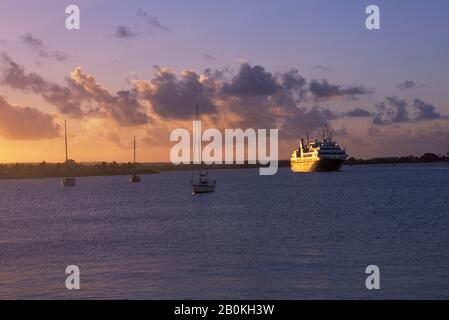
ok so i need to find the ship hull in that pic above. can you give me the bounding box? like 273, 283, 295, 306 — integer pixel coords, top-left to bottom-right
290, 157, 344, 173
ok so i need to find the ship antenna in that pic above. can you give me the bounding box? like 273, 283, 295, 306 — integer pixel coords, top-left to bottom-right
322, 123, 330, 141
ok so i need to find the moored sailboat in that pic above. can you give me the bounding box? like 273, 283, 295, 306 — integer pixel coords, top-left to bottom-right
191, 106, 216, 194
61, 120, 76, 187
130, 136, 141, 183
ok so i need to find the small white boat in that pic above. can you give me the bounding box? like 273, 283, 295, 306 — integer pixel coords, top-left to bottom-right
61, 120, 76, 187
192, 172, 216, 194
130, 136, 141, 183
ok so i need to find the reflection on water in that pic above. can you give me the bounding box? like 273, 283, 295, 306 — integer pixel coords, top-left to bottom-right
0, 163, 449, 299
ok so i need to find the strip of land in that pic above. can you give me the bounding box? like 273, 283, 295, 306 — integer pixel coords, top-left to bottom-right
0, 162, 158, 180
0, 153, 447, 180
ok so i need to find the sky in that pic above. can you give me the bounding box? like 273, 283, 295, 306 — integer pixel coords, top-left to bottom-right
0, 0, 448, 163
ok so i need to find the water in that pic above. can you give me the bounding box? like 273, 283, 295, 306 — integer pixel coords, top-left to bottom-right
1, 164, 449, 299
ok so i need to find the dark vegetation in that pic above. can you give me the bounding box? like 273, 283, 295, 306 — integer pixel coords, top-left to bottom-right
1, 153, 447, 180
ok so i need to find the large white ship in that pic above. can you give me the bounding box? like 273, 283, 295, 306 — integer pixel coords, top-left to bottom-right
290, 125, 348, 172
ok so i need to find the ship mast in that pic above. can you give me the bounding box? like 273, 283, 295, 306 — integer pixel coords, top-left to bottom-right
322, 123, 331, 142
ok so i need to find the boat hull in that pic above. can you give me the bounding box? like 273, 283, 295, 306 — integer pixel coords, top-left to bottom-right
62, 177, 76, 187
290, 157, 344, 173
130, 174, 141, 183
192, 184, 216, 194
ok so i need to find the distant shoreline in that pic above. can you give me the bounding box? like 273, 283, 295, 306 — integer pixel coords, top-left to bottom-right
1, 152, 448, 180
0, 164, 159, 181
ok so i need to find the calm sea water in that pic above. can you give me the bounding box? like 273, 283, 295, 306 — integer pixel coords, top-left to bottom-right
1, 164, 449, 299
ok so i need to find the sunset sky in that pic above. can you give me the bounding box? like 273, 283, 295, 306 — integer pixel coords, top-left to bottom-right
0, 0, 448, 163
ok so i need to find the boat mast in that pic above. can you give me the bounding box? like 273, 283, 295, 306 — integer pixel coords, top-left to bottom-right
64, 120, 69, 175
133, 136, 136, 167
193, 105, 203, 180
196, 105, 203, 175
446, 118, 449, 156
